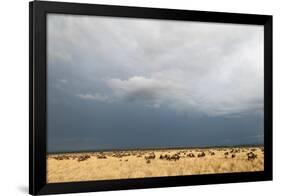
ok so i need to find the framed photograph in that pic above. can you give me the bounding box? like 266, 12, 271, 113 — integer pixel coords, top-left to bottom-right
29, 1, 272, 195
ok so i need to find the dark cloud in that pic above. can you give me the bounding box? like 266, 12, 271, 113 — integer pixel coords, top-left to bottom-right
47, 14, 264, 152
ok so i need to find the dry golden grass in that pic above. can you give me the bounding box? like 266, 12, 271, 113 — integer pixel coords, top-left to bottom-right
47, 147, 264, 183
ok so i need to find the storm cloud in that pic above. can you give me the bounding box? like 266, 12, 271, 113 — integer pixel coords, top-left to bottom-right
47, 14, 264, 152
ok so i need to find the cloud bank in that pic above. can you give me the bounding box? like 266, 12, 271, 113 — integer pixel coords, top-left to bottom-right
48, 14, 264, 117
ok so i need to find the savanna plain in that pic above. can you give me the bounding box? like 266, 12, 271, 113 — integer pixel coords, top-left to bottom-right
47, 146, 264, 183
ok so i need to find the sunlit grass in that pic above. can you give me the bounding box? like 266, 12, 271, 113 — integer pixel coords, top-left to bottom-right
47, 147, 264, 183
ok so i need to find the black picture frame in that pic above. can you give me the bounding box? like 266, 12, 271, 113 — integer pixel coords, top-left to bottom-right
29, 1, 273, 195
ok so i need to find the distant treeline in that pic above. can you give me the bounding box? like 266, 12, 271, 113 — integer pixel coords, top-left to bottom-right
47, 143, 263, 155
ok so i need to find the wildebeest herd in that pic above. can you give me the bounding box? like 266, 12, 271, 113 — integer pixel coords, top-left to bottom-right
50, 147, 262, 163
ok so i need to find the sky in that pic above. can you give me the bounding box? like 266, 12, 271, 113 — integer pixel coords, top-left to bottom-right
47, 14, 264, 153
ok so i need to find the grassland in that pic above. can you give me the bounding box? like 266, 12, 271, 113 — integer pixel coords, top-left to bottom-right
47, 146, 264, 183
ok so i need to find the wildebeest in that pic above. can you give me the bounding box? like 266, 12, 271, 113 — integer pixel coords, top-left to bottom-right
112, 152, 131, 158
187, 153, 195, 158
170, 154, 180, 161
230, 149, 239, 153
247, 152, 257, 160
224, 152, 229, 158
53, 155, 74, 160
97, 154, 107, 159
197, 152, 205, 158
231, 154, 236, 158
145, 153, 156, 160
161, 154, 171, 160
159, 153, 180, 161
77, 155, 90, 162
